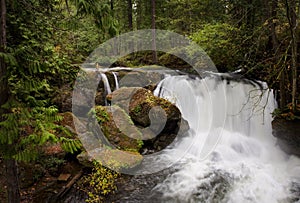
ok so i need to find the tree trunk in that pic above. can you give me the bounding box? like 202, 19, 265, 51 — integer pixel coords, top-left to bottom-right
269, 1, 286, 109
5, 159, 21, 203
136, 0, 142, 30
110, 0, 114, 10
127, 0, 134, 52
1, 1, 20, 202
0, 0, 8, 107
286, 0, 298, 112
127, 0, 133, 30
269, 0, 287, 109
0, 0, 7, 110
151, 0, 157, 63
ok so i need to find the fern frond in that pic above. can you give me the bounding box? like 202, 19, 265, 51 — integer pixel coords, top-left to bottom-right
59, 137, 82, 154
0, 52, 18, 66
13, 148, 38, 162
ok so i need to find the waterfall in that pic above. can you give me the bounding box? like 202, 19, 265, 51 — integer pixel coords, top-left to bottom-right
100, 73, 112, 95
112, 72, 119, 90
152, 75, 300, 203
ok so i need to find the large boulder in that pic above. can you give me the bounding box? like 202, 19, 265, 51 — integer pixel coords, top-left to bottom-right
77, 105, 144, 168
107, 87, 189, 153
93, 105, 143, 152
77, 148, 143, 170
107, 87, 183, 133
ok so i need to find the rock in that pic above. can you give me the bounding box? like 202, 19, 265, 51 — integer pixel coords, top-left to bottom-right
118, 71, 163, 88
52, 84, 94, 115
77, 151, 94, 167
128, 88, 182, 134
107, 87, 189, 153
94, 105, 143, 152
95, 90, 105, 106
107, 87, 182, 130
107, 87, 140, 113
59, 112, 77, 133
272, 118, 300, 156
77, 149, 143, 170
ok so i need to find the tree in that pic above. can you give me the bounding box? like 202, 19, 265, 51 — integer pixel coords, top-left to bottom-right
263, 0, 287, 108
151, 0, 157, 63
0, 0, 21, 202
0, 1, 83, 202
285, 0, 298, 112
127, 0, 133, 30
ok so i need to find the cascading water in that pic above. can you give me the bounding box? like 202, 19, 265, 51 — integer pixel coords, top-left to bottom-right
100, 73, 112, 95
112, 72, 119, 90
151, 75, 300, 203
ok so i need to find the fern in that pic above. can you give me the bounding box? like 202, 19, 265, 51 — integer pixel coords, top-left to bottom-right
59, 137, 82, 154
0, 52, 18, 67
0, 0, 82, 163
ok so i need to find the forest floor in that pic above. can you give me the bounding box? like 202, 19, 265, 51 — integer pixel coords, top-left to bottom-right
0, 156, 84, 203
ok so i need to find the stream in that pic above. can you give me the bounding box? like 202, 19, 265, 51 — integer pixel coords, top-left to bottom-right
68, 70, 300, 203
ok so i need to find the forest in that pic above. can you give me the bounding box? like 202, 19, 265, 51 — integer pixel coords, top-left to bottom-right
0, 0, 299, 202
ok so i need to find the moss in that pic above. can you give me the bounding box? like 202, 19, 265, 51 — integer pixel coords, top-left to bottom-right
94, 106, 110, 123
132, 104, 142, 114
93, 105, 143, 153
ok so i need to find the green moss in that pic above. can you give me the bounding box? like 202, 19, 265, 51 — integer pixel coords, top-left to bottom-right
94, 106, 110, 123
133, 104, 142, 114
93, 105, 143, 152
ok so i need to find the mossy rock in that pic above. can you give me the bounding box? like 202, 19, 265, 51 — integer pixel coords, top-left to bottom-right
106, 87, 189, 153
94, 105, 143, 152
77, 148, 143, 170
128, 88, 182, 133
107, 87, 181, 130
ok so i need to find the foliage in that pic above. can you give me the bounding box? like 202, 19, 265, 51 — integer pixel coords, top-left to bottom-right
191, 23, 245, 72
0, 99, 81, 161
80, 161, 119, 203
71, 0, 119, 39
39, 156, 66, 169
0, 0, 84, 162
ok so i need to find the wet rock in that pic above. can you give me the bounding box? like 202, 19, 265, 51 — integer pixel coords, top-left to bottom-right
272, 118, 300, 156
128, 88, 183, 135
95, 90, 105, 106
